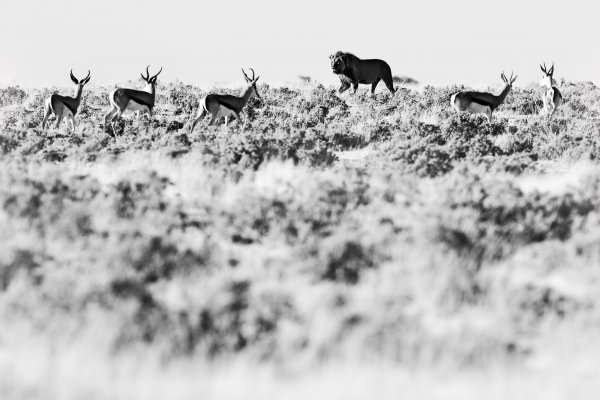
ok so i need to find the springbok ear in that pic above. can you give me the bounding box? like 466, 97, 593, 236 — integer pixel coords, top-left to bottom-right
254, 77, 260, 83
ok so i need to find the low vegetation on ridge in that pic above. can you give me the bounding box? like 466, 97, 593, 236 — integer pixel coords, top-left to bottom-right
1, 79, 600, 398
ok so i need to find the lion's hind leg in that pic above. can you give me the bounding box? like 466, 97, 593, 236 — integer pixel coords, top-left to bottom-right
371, 78, 381, 94
383, 75, 396, 95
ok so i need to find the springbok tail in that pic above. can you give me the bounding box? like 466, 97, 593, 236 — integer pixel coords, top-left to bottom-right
45, 96, 56, 115
450, 93, 458, 108
108, 89, 120, 109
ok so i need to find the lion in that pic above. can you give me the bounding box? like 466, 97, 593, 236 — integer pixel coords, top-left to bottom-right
329, 51, 397, 96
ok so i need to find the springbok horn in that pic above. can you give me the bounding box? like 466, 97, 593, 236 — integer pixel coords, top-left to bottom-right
241, 68, 250, 81
70, 70, 79, 84
141, 65, 150, 81
151, 66, 163, 81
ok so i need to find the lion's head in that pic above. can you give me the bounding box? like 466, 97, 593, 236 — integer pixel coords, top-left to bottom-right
329, 51, 346, 74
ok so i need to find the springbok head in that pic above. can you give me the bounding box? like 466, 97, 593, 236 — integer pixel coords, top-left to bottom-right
501, 71, 518, 87
242, 68, 261, 99
540, 62, 556, 88
70, 70, 91, 89
140, 65, 163, 90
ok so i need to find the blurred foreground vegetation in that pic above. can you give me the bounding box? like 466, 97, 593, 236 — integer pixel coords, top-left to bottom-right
1, 80, 600, 398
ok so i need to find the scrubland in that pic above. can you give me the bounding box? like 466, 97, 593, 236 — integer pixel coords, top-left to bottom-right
1, 79, 600, 399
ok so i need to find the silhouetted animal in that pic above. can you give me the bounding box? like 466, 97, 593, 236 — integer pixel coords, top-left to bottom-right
329, 51, 396, 96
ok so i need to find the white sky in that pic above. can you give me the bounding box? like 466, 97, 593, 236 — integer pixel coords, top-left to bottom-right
1, 0, 599, 88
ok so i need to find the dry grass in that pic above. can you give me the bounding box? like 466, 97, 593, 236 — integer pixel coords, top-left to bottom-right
1, 80, 600, 398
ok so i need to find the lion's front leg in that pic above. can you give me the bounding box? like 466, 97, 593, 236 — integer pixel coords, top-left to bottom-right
339, 80, 351, 94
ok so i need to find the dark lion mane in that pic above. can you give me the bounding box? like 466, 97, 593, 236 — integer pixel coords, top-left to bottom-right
330, 51, 358, 69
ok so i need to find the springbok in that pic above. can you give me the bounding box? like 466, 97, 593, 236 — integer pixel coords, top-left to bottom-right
41, 70, 91, 132
451, 72, 517, 122
540, 62, 563, 118
189, 68, 260, 132
104, 65, 162, 135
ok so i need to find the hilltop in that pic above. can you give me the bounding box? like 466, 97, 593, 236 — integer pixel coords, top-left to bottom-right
1, 81, 600, 399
